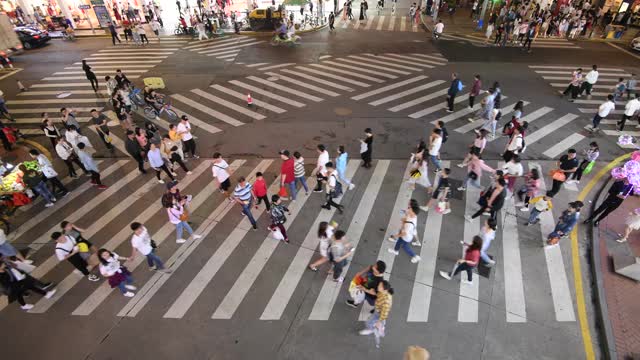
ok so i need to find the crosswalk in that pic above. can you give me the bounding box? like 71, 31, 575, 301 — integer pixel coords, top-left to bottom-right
334, 12, 422, 32
184, 36, 265, 62
0, 157, 584, 329
531, 65, 634, 148
442, 33, 581, 49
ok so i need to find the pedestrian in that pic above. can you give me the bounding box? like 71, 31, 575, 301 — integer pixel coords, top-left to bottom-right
583, 178, 634, 227
359, 0, 365, 20
19, 164, 56, 207
435, 120, 448, 144
212, 152, 232, 198
502, 154, 523, 194
465, 174, 506, 222
29, 149, 68, 197
53, 231, 100, 281
494, 23, 504, 44
0, 260, 56, 310
433, 19, 444, 39
150, 18, 161, 36
547, 149, 579, 197
626, 74, 637, 100
478, 218, 497, 266
439, 235, 482, 285
312, 144, 330, 192
279, 150, 297, 200
321, 162, 344, 214
329, 11, 335, 30
129, 222, 170, 273
458, 129, 487, 168
293, 151, 309, 195
588, 95, 615, 132
408, 150, 430, 190
177, 116, 198, 158
579, 64, 598, 98
166, 195, 201, 243
328, 231, 354, 280
502, 101, 525, 136
148, 142, 176, 184
516, 167, 540, 210
457, 150, 495, 191
358, 280, 393, 348
136, 22, 149, 44
618, 93, 640, 131
268, 194, 291, 243
336, 145, 356, 190
428, 128, 443, 172
404, 346, 430, 360
485, 22, 494, 44
105, 75, 117, 97
502, 126, 525, 162
421, 168, 451, 213
346, 260, 386, 309
60, 108, 81, 134
525, 193, 553, 225
445, 73, 461, 113
0, 229, 32, 263
521, 22, 535, 52
97, 249, 137, 297
41, 117, 60, 149
468, 88, 495, 123
162, 138, 190, 176
107, 21, 122, 45
90, 109, 115, 152
546, 201, 583, 248
309, 220, 337, 271
196, 21, 208, 40
360, 128, 374, 168
615, 208, 640, 243
387, 199, 422, 263
468, 74, 481, 109
568, 142, 599, 184
253, 172, 270, 211
77, 142, 107, 189
125, 130, 146, 174
233, 176, 258, 230
614, 77, 626, 102
60, 221, 98, 265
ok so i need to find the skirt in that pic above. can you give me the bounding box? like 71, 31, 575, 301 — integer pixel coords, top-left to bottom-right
107, 267, 131, 288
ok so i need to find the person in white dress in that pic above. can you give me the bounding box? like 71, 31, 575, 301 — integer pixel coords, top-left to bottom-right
308, 221, 337, 271
407, 153, 431, 190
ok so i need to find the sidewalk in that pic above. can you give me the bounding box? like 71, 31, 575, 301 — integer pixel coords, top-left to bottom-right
422, 7, 640, 45
591, 176, 640, 360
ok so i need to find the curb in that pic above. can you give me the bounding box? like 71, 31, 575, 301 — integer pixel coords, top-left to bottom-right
588, 173, 620, 360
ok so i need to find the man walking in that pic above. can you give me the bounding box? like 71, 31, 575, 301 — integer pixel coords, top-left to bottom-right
30, 149, 68, 197
589, 95, 615, 132
125, 130, 146, 174
579, 65, 599, 98
313, 144, 330, 192
232, 176, 258, 230
445, 73, 461, 113
177, 115, 198, 158
329, 11, 335, 30
53, 232, 100, 282
90, 109, 115, 152
618, 93, 640, 131
77, 142, 107, 190
548, 149, 579, 198
428, 128, 443, 173
108, 21, 122, 45
583, 178, 634, 227
521, 22, 535, 52
212, 153, 232, 198
468, 74, 481, 109
279, 150, 297, 200
130, 222, 170, 273
55, 137, 87, 178
322, 162, 344, 214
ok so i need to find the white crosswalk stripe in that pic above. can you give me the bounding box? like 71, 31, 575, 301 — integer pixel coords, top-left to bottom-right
335, 14, 423, 32
264, 72, 341, 97
228, 80, 306, 107
331, 57, 411, 75
318, 60, 398, 79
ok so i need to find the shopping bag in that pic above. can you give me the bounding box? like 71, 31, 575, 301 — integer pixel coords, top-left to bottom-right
583, 161, 595, 175
13, 260, 35, 274
278, 186, 288, 197
549, 169, 566, 182
271, 227, 284, 241
348, 280, 365, 304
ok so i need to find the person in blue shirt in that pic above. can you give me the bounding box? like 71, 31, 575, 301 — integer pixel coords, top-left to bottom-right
446, 73, 461, 113
546, 200, 583, 248
336, 145, 356, 191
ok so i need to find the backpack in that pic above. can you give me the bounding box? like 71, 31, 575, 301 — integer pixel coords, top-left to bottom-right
456, 80, 464, 92
518, 135, 526, 154
161, 193, 174, 208
270, 205, 287, 224
331, 174, 343, 198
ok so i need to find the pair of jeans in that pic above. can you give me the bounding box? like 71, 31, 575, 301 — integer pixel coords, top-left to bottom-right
429, 155, 441, 171
175, 220, 194, 240
452, 262, 474, 281
285, 181, 297, 200
480, 238, 493, 263
116, 274, 134, 294
33, 181, 55, 204
592, 114, 603, 129
47, 176, 68, 195
241, 199, 257, 226
393, 237, 416, 257
463, 173, 481, 189
365, 311, 385, 347
528, 208, 542, 224
145, 250, 165, 269
332, 259, 346, 280
294, 176, 309, 193
446, 94, 456, 111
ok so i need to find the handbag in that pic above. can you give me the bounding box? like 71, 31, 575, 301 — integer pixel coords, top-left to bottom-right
549, 169, 566, 182
179, 209, 189, 221
150, 239, 158, 249
348, 280, 366, 304
468, 170, 478, 180
409, 169, 422, 179
583, 161, 595, 175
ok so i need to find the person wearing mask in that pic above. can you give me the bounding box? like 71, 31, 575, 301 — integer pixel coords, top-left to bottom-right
312, 144, 330, 192
358, 280, 394, 349
468, 74, 482, 109
548, 149, 579, 197
618, 93, 640, 131
129, 222, 170, 273
445, 73, 461, 113
336, 145, 356, 191
584, 178, 634, 227
546, 201, 583, 248
439, 235, 482, 285
588, 94, 615, 132
579, 64, 599, 98
388, 199, 422, 263
568, 142, 599, 184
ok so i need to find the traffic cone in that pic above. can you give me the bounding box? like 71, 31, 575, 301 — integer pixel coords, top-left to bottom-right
247, 93, 253, 107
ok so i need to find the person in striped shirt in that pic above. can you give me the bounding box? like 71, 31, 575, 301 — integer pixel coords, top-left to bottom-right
359, 280, 394, 348
293, 151, 309, 195
233, 176, 258, 230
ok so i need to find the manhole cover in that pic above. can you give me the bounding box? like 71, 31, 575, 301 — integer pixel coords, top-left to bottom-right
334, 107, 352, 116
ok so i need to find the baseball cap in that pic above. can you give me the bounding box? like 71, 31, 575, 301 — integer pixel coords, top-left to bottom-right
279, 149, 290, 157
166, 180, 178, 190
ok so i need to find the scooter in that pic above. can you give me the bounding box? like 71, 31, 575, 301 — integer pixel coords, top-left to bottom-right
270, 34, 301, 46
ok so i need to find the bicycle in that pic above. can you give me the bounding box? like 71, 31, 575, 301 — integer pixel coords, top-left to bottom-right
128, 86, 145, 110
144, 98, 178, 121
174, 26, 196, 36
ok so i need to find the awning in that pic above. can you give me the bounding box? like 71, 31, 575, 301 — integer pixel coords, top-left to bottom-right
283, 0, 308, 6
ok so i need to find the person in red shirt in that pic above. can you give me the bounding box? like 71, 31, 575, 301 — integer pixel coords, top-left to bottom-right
279, 150, 297, 200
253, 171, 270, 211
438, 235, 482, 285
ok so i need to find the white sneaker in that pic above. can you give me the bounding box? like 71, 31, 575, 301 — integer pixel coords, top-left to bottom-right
176, 238, 187, 244
149, 266, 157, 271
520, 207, 529, 212
439, 270, 451, 280
387, 248, 399, 256
464, 215, 473, 222
616, 238, 628, 243
514, 202, 524, 207
387, 236, 396, 243
186, 171, 193, 175
45, 202, 54, 207
462, 279, 473, 285
359, 329, 374, 335
192, 234, 203, 239
457, 163, 465, 168
544, 243, 559, 249
349, 183, 355, 190
124, 285, 137, 291
87, 274, 100, 282
20, 259, 34, 265
334, 276, 344, 283
123, 291, 135, 297
45, 289, 57, 299
171, 172, 178, 177
411, 241, 422, 247
458, 186, 466, 191
158, 179, 165, 184
21, 304, 34, 310
565, 180, 575, 184
159, 268, 172, 273
420, 206, 429, 212
487, 259, 496, 266
468, 117, 475, 122
442, 209, 451, 215
411, 255, 421, 263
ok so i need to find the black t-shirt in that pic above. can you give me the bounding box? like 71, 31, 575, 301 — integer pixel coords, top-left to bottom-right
436, 177, 450, 192
608, 180, 634, 198
559, 155, 579, 171
92, 114, 109, 133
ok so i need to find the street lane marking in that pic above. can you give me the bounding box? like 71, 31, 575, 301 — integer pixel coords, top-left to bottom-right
503, 197, 527, 322
486, 106, 553, 142
308, 161, 389, 321
211, 84, 286, 113
185, 37, 242, 50
578, 108, 624, 115
162, 161, 275, 319
9, 107, 99, 113
7, 98, 107, 104
319, 60, 397, 79
457, 184, 480, 322
529, 65, 626, 71
73, 61, 162, 64
365, 16, 374, 30
376, 16, 385, 30
191, 89, 266, 120
279, 68, 355, 91
543, 133, 586, 158
264, 72, 340, 97
530, 162, 576, 322
365, 53, 434, 69
30, 83, 94, 88
64, 65, 154, 69
98, 48, 179, 52
18, 90, 107, 96
408, 92, 472, 119
385, 53, 446, 66
168, 105, 223, 134
400, 16, 406, 31
83, 56, 168, 60
246, 76, 324, 102
195, 38, 259, 52
525, 114, 579, 145
229, 79, 306, 107
246, 62, 270, 67
412, 53, 448, 62
436, 99, 483, 124
352, 75, 428, 100
369, 80, 444, 106
358, 161, 414, 321
333, 57, 411, 75
406, 161, 448, 322
42, 76, 139, 81
542, 76, 619, 83
388, 15, 396, 31
171, 93, 245, 126
308, 63, 386, 83
389, 88, 448, 112
53, 70, 147, 75
534, 70, 631, 77
216, 53, 239, 59
297, 66, 371, 87
201, 49, 240, 57
351, 55, 422, 71
258, 63, 295, 71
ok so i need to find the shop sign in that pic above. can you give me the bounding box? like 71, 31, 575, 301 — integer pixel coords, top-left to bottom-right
93, 5, 112, 27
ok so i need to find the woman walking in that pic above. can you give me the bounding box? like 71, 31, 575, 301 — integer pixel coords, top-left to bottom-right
458, 129, 487, 168
457, 150, 495, 191
97, 249, 136, 297
167, 196, 202, 244
358, 280, 393, 349
336, 146, 356, 190
41, 117, 61, 149
479, 218, 497, 266
516, 167, 540, 210
147, 142, 176, 184
387, 199, 421, 264
439, 235, 482, 285
82, 60, 99, 92
360, 128, 373, 168
309, 221, 336, 272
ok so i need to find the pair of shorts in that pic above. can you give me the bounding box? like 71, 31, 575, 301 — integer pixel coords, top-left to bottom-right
431, 189, 449, 200
0, 242, 17, 257
220, 178, 231, 191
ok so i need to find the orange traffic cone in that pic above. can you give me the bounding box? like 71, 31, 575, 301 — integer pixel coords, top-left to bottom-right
247, 93, 253, 107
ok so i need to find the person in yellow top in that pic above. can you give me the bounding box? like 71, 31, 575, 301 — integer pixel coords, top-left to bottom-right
168, 123, 182, 143
359, 280, 393, 348
526, 193, 553, 225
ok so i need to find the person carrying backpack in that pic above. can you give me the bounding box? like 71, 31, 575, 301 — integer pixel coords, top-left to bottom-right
446, 73, 462, 113
322, 162, 344, 214
269, 195, 291, 243
328, 230, 354, 282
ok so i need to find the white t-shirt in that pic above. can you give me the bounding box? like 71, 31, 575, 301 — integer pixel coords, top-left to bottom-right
402, 215, 417, 242
625, 99, 640, 116
99, 253, 122, 277
318, 225, 335, 258
131, 226, 153, 256
212, 160, 230, 182
429, 136, 442, 156
326, 173, 337, 194
434, 22, 444, 33
55, 236, 77, 261
502, 162, 524, 176
506, 134, 524, 152
598, 101, 615, 117
176, 121, 193, 141
317, 151, 329, 174
0, 229, 6, 245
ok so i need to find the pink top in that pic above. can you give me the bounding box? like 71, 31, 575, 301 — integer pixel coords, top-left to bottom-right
167, 204, 183, 224
467, 158, 494, 177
